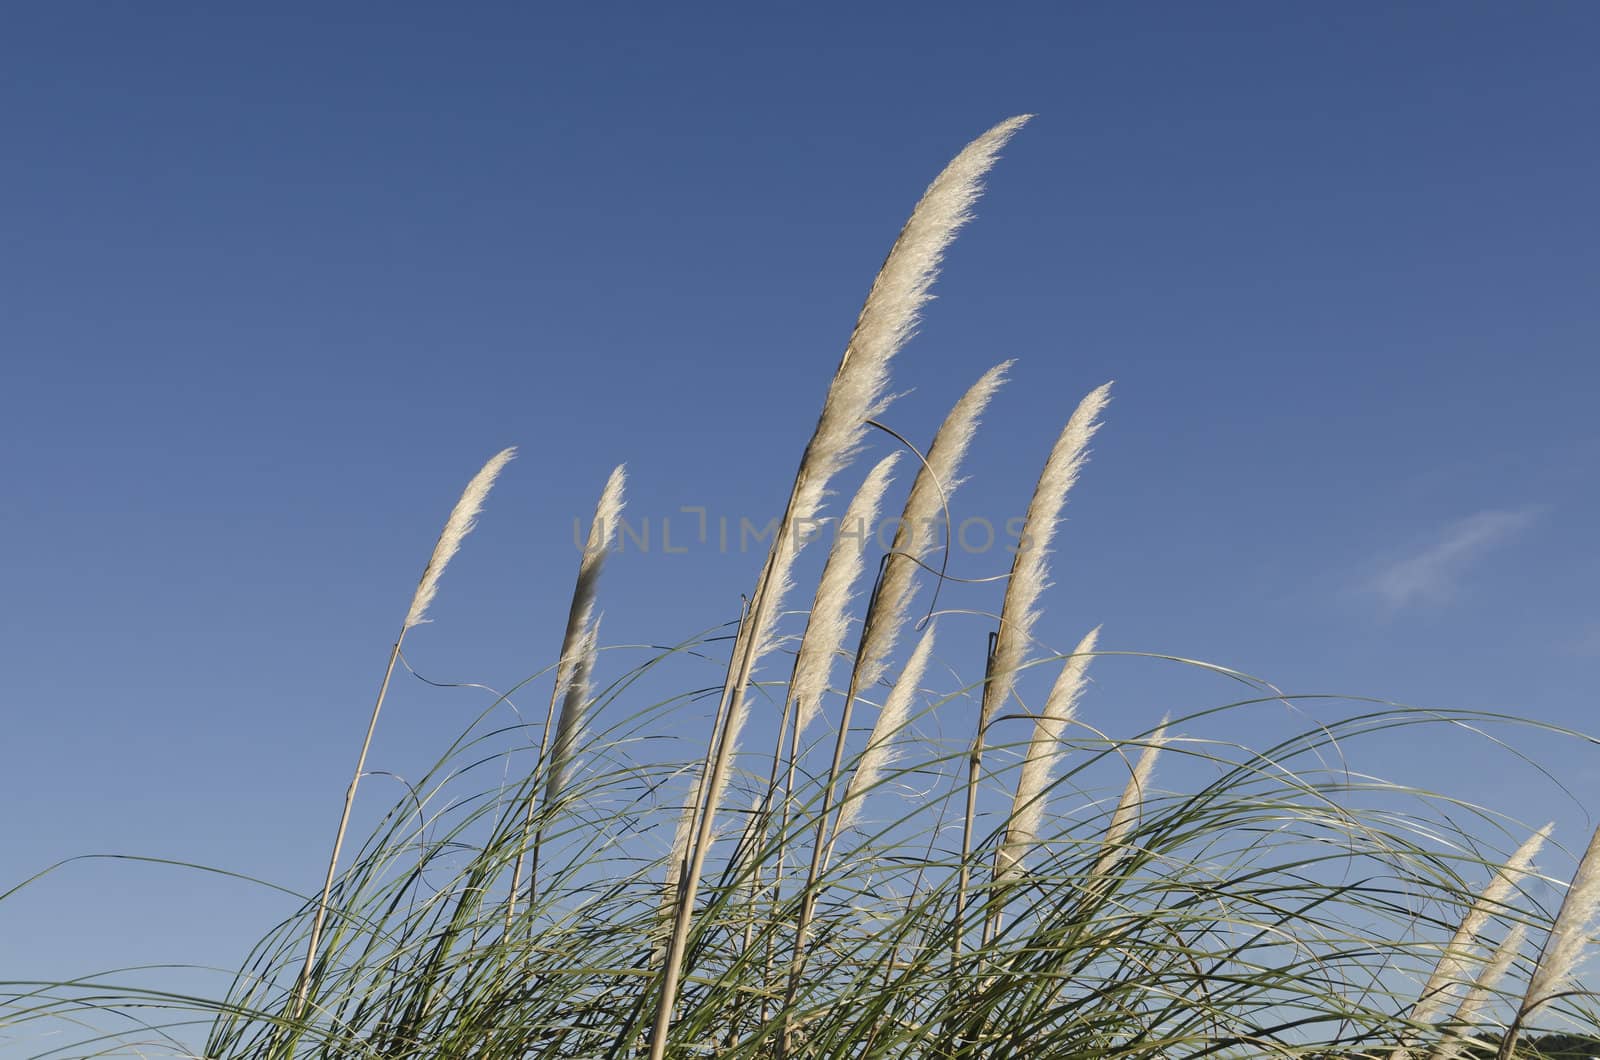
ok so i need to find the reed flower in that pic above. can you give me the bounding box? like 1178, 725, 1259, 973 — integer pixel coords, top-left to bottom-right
544, 465, 626, 793
1519, 821, 1600, 1019
1433, 922, 1528, 1058
743, 118, 1030, 675
996, 626, 1100, 881
956, 384, 1107, 938
790, 452, 901, 741
834, 623, 936, 838
982, 384, 1110, 733
1089, 719, 1168, 881
405, 448, 518, 629
545, 619, 599, 805
554, 466, 625, 695
857, 361, 1011, 689
1411, 823, 1549, 1025
508, 465, 625, 921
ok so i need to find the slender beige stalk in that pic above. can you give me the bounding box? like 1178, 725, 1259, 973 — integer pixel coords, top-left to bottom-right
1088, 719, 1168, 881
291, 447, 515, 1025
654, 600, 751, 972
832, 623, 936, 840
651, 117, 1031, 1060
857, 360, 1011, 687
955, 383, 1110, 950
734, 795, 770, 1034
507, 464, 625, 925
1515, 821, 1600, 1020
1410, 824, 1550, 1026
995, 626, 1100, 882
1430, 922, 1527, 1059
790, 452, 902, 741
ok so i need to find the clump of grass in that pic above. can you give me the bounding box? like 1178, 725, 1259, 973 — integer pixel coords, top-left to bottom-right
5, 119, 1599, 1060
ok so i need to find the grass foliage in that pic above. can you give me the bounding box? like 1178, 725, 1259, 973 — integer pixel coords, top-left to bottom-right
5, 118, 1597, 1058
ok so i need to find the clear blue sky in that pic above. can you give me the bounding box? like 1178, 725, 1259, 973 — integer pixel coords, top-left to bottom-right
4, 0, 1598, 1029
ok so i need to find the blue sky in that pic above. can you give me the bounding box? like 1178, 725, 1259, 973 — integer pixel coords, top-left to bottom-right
3, 1, 1598, 1034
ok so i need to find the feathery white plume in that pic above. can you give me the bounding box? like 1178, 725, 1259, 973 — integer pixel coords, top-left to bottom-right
834, 624, 936, 838
1446, 922, 1528, 1042
545, 619, 599, 805
1412, 824, 1550, 1025
856, 361, 1011, 689
1090, 720, 1167, 880
553, 465, 626, 693
981, 384, 1110, 732
404, 447, 517, 629
1519, 821, 1600, 1018
996, 626, 1100, 880
506, 465, 624, 922
666, 767, 704, 880
790, 453, 901, 740
744, 118, 1030, 673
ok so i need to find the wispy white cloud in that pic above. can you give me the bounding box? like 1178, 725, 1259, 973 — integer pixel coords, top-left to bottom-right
1366, 508, 1542, 609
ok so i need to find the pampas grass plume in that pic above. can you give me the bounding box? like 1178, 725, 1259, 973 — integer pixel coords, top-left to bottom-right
1090, 718, 1167, 880
790, 452, 901, 740
834, 623, 936, 838
506, 464, 625, 922
981, 384, 1109, 731
1520, 821, 1600, 1018
555, 464, 625, 690
1443, 922, 1528, 1052
545, 619, 599, 805
856, 361, 1011, 688
1411, 823, 1550, 1025
996, 625, 1100, 880
744, 119, 1028, 672
405, 447, 517, 629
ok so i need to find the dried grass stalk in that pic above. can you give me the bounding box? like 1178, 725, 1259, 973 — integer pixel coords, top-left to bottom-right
295, 447, 516, 1020
508, 465, 625, 922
